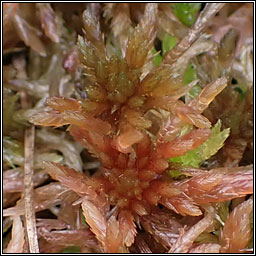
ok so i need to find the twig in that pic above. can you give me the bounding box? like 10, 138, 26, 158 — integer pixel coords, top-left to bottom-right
164, 3, 226, 65
24, 125, 39, 253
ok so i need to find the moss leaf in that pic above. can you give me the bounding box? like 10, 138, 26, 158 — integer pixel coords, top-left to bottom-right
61, 246, 81, 253
170, 120, 230, 167
173, 3, 202, 27
3, 137, 24, 168
162, 33, 177, 55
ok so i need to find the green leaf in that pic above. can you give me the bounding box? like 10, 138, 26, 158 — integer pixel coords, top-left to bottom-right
195, 232, 219, 244
61, 246, 81, 253
248, 211, 253, 248
169, 169, 193, 180
179, 124, 193, 137
173, 3, 202, 27
66, 26, 72, 34
162, 33, 177, 55
188, 84, 202, 99
13, 109, 36, 127
3, 137, 24, 168
152, 47, 162, 66
184, 64, 197, 85
184, 64, 202, 99
152, 33, 176, 66
34, 153, 63, 169
170, 120, 230, 168
212, 230, 220, 237
4, 135, 64, 169
82, 210, 86, 224
218, 201, 230, 223
234, 84, 247, 100
3, 92, 24, 133
250, 210, 253, 230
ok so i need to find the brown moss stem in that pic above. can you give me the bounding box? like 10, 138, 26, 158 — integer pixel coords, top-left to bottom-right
24, 125, 39, 253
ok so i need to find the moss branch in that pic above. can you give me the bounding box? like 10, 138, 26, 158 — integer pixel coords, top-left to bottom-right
164, 3, 225, 65
169, 206, 216, 253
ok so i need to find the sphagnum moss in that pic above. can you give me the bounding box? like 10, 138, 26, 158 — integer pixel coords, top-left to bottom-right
3, 3, 253, 253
